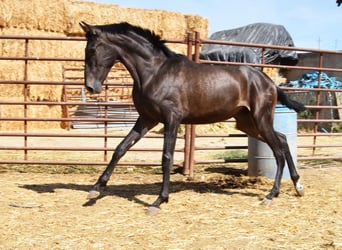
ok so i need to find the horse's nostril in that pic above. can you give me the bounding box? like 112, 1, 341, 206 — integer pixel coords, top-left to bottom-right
86, 86, 95, 94
86, 82, 102, 94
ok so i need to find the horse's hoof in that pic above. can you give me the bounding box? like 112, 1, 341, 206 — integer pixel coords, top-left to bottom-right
295, 182, 304, 197
146, 206, 161, 216
87, 190, 100, 199
260, 197, 273, 206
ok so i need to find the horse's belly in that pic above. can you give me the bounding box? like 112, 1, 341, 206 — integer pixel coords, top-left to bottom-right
181, 89, 246, 124
181, 108, 239, 124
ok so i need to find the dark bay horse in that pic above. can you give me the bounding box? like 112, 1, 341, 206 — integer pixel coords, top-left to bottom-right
79, 21, 305, 209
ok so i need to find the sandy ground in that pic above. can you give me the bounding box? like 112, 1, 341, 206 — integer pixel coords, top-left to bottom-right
0, 165, 341, 250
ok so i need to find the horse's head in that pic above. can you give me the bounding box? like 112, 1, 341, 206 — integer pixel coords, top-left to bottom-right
80, 21, 118, 94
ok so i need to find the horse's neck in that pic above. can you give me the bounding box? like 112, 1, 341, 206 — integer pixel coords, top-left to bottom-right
107, 32, 169, 88
120, 50, 167, 89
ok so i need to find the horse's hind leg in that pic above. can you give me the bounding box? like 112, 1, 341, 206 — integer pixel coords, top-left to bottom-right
236, 112, 285, 201
263, 133, 286, 201
88, 117, 157, 199
258, 128, 303, 202
277, 132, 304, 197
243, 115, 286, 201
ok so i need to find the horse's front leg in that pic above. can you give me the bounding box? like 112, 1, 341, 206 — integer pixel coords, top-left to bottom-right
88, 117, 156, 199
150, 119, 180, 209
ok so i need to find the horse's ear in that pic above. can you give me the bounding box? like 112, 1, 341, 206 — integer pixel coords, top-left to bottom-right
79, 21, 97, 35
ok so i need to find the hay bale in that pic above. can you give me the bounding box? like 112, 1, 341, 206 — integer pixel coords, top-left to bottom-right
263, 67, 287, 85
0, 38, 26, 57
0, 61, 25, 83
27, 105, 62, 130
66, 2, 208, 54
0, 0, 68, 32
26, 61, 64, 102
0, 97, 24, 130
0, 96, 62, 130
185, 14, 209, 33
0, 0, 208, 39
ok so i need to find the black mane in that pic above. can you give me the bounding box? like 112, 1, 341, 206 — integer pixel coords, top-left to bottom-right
96, 22, 176, 57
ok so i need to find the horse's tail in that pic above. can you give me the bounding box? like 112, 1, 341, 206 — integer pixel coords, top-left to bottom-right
277, 87, 305, 112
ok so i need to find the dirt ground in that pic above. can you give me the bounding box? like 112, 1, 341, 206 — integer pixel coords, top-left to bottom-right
0, 164, 341, 249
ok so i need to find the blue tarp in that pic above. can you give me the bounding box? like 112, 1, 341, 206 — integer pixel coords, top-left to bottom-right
282, 71, 342, 89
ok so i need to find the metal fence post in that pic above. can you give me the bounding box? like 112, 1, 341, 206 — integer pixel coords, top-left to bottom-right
183, 32, 193, 175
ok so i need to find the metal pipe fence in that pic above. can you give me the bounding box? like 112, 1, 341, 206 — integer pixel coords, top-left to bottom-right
0, 34, 341, 175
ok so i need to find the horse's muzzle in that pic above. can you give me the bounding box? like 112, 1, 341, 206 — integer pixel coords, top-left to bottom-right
85, 80, 103, 94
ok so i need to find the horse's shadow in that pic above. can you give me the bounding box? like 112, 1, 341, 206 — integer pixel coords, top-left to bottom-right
19, 167, 264, 208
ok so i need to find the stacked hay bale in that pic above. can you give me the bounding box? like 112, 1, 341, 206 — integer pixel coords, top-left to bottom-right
263, 68, 287, 85
0, 0, 208, 130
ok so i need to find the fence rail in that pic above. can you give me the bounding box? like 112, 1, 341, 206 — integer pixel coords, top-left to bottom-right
0, 34, 341, 176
